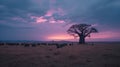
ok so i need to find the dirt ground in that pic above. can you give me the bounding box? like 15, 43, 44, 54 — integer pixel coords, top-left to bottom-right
0, 42, 120, 67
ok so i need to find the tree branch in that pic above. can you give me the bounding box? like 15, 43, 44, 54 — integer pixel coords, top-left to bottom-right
85, 30, 92, 37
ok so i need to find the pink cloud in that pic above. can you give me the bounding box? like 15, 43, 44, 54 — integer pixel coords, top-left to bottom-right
57, 20, 65, 23
31, 16, 48, 23
49, 17, 65, 24
36, 16, 47, 23
49, 17, 56, 23
45, 9, 54, 17
31, 7, 66, 24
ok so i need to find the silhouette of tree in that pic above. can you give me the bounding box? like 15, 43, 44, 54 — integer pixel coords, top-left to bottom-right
67, 24, 98, 44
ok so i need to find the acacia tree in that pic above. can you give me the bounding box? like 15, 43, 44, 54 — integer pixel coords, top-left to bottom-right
67, 24, 98, 44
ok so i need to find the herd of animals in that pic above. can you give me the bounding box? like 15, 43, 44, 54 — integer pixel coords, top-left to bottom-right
0, 42, 74, 48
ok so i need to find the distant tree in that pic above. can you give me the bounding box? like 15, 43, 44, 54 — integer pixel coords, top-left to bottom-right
67, 24, 98, 44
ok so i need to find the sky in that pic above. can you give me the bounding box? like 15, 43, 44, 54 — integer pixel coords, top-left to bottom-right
0, 0, 120, 41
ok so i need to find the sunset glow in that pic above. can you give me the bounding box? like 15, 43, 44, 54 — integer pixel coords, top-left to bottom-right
47, 34, 73, 40
90, 31, 120, 39
0, 0, 120, 41
46, 31, 120, 41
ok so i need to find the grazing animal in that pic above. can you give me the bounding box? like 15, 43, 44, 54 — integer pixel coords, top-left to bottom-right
31, 44, 36, 47
24, 43, 30, 47
56, 43, 67, 48
0, 42, 4, 46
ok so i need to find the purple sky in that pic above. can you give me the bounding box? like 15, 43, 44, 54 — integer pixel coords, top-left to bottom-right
0, 0, 120, 41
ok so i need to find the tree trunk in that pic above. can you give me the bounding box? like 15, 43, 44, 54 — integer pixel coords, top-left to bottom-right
79, 35, 85, 44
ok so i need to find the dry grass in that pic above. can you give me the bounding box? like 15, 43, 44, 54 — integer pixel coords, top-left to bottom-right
0, 42, 120, 67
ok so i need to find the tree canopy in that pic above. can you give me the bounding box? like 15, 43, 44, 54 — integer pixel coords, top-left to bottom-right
67, 24, 98, 44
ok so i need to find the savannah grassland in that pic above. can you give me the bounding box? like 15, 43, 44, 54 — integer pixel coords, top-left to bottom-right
0, 42, 120, 67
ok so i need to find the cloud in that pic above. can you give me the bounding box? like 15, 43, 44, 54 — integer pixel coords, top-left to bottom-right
1, 0, 120, 25
0, 0, 120, 41
0, 0, 47, 25
89, 0, 120, 25
53, 0, 120, 30
0, 23, 34, 29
